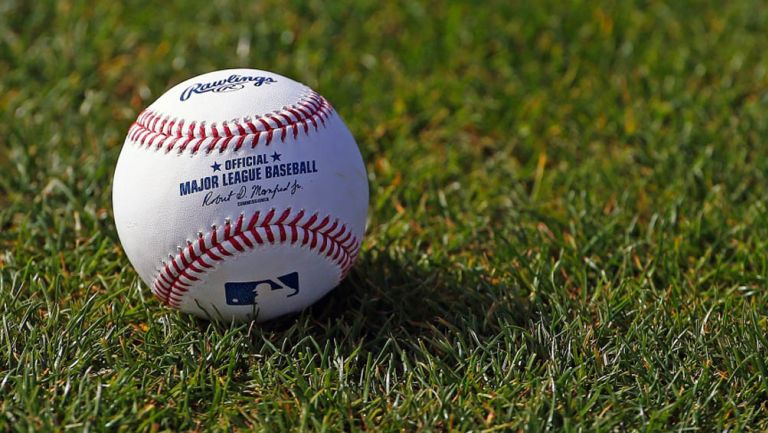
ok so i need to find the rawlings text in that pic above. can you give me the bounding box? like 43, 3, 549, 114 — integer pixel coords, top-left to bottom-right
179, 74, 277, 101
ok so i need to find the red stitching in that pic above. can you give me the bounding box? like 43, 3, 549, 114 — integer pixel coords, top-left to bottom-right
127, 90, 334, 154
151, 208, 360, 307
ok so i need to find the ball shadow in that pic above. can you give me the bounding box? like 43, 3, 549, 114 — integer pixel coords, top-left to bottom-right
258, 247, 535, 349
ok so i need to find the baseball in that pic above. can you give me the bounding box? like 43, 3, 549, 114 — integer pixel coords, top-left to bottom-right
113, 69, 368, 322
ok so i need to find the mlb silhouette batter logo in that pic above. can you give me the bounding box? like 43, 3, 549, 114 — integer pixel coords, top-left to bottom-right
225, 272, 300, 305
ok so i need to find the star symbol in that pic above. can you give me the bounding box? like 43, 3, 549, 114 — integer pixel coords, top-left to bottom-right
271, 152, 282, 162
211, 161, 222, 172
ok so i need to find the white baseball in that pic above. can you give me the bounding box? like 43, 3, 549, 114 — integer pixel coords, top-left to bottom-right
113, 69, 368, 322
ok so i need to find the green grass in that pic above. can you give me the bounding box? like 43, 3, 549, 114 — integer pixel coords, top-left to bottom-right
2, 0, 768, 431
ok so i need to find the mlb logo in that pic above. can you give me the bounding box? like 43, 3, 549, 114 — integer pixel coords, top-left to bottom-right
225, 272, 300, 305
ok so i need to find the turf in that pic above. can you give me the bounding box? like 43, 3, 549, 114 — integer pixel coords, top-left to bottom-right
1, 0, 768, 431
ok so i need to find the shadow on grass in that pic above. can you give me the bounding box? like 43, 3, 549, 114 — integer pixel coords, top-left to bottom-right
253, 247, 535, 349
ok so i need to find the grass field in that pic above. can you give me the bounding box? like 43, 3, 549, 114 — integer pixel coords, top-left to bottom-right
2, 0, 768, 431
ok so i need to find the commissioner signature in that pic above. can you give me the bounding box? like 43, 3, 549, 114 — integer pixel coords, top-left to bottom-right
201, 179, 303, 207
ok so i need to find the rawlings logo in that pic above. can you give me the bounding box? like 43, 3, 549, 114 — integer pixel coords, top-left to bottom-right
179, 74, 277, 101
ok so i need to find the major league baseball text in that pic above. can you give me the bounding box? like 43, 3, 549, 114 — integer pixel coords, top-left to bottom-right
113, 69, 369, 322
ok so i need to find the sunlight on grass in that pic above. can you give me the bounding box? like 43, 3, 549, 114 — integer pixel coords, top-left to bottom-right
1, 0, 768, 431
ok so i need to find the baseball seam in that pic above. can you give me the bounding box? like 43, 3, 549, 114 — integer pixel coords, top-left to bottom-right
126, 90, 334, 154
151, 208, 360, 307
